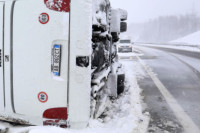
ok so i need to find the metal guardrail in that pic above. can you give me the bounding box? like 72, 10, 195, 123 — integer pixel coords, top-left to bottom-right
137, 44, 200, 59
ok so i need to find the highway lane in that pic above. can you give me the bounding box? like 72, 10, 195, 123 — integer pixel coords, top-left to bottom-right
135, 45, 200, 133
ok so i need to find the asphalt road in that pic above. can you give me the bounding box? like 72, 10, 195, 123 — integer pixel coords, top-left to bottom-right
135, 45, 200, 133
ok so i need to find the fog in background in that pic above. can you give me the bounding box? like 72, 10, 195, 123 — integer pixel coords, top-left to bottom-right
110, 0, 200, 43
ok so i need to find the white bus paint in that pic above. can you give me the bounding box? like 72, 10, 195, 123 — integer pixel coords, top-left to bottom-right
0, 0, 92, 128
4, 0, 14, 113
137, 56, 200, 133
0, 2, 4, 112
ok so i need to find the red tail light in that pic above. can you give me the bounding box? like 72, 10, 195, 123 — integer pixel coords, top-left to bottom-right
43, 107, 68, 127
44, 0, 70, 12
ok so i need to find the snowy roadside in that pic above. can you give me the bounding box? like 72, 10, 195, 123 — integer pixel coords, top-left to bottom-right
137, 43, 200, 53
136, 31, 200, 53
0, 59, 149, 133
171, 31, 200, 47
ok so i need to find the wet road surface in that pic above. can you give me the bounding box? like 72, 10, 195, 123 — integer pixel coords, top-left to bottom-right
135, 45, 200, 133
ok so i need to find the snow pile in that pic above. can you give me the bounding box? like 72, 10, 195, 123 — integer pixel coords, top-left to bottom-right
171, 31, 200, 46
119, 60, 149, 133
140, 43, 200, 53
0, 59, 149, 133
140, 30, 200, 52
92, 0, 108, 26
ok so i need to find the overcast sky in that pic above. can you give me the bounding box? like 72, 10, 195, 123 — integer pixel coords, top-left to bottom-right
110, 0, 200, 23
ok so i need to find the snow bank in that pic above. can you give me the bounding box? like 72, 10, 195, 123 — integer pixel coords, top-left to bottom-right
0, 58, 149, 133
140, 43, 200, 53
137, 31, 200, 53
171, 31, 200, 46
119, 60, 149, 133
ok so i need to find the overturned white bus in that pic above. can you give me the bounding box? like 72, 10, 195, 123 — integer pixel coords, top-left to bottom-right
0, 0, 127, 128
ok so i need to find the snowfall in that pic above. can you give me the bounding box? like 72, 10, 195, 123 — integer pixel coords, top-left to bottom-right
0, 55, 150, 133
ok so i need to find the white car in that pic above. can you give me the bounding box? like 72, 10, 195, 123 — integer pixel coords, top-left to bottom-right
117, 38, 135, 60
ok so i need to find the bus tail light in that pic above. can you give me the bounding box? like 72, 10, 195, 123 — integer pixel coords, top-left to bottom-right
43, 107, 68, 127
44, 0, 70, 12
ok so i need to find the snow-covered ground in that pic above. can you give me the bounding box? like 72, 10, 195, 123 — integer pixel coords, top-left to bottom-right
139, 43, 200, 53
136, 31, 200, 52
166, 31, 200, 52
171, 31, 200, 46
0, 57, 149, 133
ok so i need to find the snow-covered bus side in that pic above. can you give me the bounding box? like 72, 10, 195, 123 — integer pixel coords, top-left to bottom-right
0, 0, 127, 128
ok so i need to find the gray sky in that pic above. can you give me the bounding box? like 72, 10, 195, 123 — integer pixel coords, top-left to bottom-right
110, 0, 200, 23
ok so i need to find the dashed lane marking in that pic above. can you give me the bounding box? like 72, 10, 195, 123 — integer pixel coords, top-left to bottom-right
137, 56, 200, 133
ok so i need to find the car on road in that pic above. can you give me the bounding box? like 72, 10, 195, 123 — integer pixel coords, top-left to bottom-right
117, 37, 135, 60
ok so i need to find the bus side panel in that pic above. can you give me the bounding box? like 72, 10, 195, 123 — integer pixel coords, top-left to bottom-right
0, 2, 4, 112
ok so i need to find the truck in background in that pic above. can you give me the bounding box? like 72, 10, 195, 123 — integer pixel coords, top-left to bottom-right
0, 0, 127, 128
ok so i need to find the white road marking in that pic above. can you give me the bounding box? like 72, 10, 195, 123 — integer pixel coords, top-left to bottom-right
137, 56, 200, 133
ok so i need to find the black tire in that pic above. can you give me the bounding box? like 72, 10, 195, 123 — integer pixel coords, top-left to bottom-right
117, 74, 125, 95
120, 22, 127, 32
111, 32, 119, 43
92, 42, 105, 72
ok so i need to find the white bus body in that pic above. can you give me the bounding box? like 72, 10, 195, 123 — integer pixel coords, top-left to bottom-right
0, 0, 91, 128
0, 0, 127, 129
